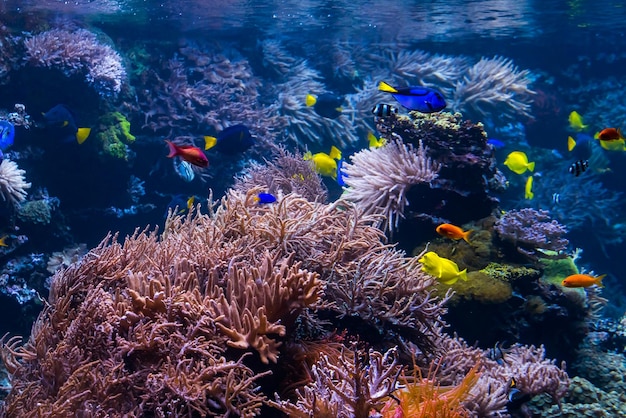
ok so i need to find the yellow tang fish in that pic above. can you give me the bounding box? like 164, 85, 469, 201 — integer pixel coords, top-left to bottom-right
525, 176, 534, 200
303, 146, 342, 179
368, 132, 386, 149
504, 151, 535, 175
568, 111, 588, 132
418, 251, 468, 285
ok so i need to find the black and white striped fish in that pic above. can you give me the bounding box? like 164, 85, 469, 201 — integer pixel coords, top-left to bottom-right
371, 103, 398, 117
568, 159, 589, 177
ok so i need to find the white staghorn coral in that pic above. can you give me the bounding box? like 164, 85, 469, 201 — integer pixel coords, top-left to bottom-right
0, 159, 31, 206
452, 55, 535, 122
341, 137, 440, 233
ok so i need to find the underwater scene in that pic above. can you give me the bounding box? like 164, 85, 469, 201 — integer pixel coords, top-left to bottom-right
1, 0, 626, 416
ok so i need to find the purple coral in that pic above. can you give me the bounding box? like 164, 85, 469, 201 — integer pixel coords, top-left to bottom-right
495, 208, 569, 257
23, 29, 126, 97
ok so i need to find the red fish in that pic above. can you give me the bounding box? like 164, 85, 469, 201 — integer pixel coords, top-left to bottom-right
165, 140, 209, 168
597, 128, 623, 141
561, 273, 606, 288
436, 223, 473, 243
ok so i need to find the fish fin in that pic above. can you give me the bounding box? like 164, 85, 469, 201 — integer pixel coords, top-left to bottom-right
204, 136, 217, 150
335, 107, 343, 113
459, 269, 468, 282
305, 94, 317, 107
62, 120, 69, 127
0, 236, 6, 246
303, 151, 312, 161
378, 81, 398, 93
329, 146, 342, 160
165, 140, 178, 158
619, 128, 624, 140
463, 230, 473, 243
596, 274, 606, 287
527, 161, 535, 172
76, 127, 91, 144
568, 136, 576, 151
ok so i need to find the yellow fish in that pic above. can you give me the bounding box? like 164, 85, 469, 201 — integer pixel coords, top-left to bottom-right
525, 176, 534, 200
303, 146, 342, 179
0, 235, 7, 247
418, 251, 468, 285
368, 132, 386, 148
504, 151, 535, 175
568, 111, 588, 132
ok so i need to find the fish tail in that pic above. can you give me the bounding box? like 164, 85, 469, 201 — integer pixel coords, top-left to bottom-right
459, 269, 468, 282
165, 140, 178, 158
595, 274, 606, 287
303, 151, 312, 161
204, 136, 217, 150
378, 81, 398, 93
527, 161, 535, 172
329, 145, 342, 160
463, 230, 473, 243
76, 127, 91, 144
568, 136, 576, 152
305, 94, 317, 107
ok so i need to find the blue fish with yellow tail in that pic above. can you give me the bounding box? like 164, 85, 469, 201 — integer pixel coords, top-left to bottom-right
378, 81, 446, 113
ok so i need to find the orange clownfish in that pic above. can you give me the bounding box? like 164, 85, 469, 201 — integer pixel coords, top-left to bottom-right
597, 128, 623, 141
165, 140, 209, 168
436, 223, 473, 243
561, 273, 606, 288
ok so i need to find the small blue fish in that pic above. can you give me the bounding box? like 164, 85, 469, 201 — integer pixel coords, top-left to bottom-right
173, 159, 195, 182
255, 192, 277, 204
204, 124, 254, 154
336, 158, 348, 187
0, 121, 15, 157
378, 81, 446, 113
487, 138, 505, 149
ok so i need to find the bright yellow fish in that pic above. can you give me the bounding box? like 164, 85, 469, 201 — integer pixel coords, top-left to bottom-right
525, 176, 534, 200
303, 146, 342, 179
504, 151, 535, 175
368, 132, 386, 149
418, 251, 468, 285
568, 111, 588, 132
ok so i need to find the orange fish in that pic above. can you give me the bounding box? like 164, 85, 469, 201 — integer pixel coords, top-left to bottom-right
0, 235, 7, 247
597, 128, 623, 141
165, 140, 209, 168
561, 273, 606, 288
436, 223, 473, 243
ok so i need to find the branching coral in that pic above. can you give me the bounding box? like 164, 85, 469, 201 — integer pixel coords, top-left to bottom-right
0, 159, 31, 206
1, 186, 453, 416
341, 138, 440, 233
22, 28, 126, 97
271, 346, 402, 418
451, 56, 535, 123
494, 208, 569, 259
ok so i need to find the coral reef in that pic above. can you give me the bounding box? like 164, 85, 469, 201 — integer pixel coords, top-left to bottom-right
494, 208, 569, 261
22, 28, 127, 97
0, 159, 31, 206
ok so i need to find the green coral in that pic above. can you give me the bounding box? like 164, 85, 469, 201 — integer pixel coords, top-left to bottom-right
539, 253, 579, 287
94, 112, 136, 160
480, 262, 541, 282
447, 270, 512, 304
16, 200, 52, 225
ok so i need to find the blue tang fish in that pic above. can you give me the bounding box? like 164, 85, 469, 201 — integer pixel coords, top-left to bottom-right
204, 124, 254, 155
378, 81, 446, 113
0, 121, 15, 158
254, 192, 277, 204
306, 93, 344, 119
487, 139, 505, 149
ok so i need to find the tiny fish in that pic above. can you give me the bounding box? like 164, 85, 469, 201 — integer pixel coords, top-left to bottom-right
305, 93, 344, 119
568, 111, 587, 132
254, 192, 277, 204
503, 151, 535, 175
371, 103, 398, 117
524, 176, 534, 200
367, 132, 386, 149
487, 138, 505, 149
568, 159, 588, 177
552, 193, 560, 204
